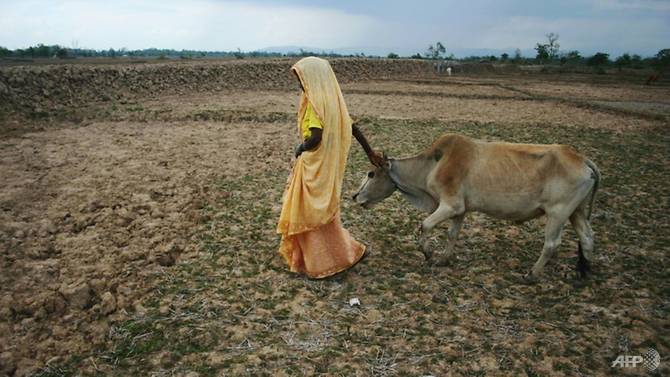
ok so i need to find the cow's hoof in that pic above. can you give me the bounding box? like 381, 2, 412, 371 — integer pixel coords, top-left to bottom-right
576, 258, 591, 279
522, 272, 539, 285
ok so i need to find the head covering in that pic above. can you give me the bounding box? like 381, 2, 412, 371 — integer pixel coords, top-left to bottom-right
277, 57, 353, 237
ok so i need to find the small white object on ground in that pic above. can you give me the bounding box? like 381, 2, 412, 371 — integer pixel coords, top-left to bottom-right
348, 297, 360, 306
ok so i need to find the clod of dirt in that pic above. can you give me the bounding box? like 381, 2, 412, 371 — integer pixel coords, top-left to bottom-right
88, 279, 107, 296
100, 292, 116, 315
0, 351, 16, 376
42, 292, 67, 315
58, 282, 92, 310
157, 252, 176, 267
133, 302, 147, 317
37, 219, 57, 237
15, 358, 38, 377
156, 241, 183, 266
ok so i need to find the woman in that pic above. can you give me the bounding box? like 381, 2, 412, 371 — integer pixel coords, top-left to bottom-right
277, 57, 382, 279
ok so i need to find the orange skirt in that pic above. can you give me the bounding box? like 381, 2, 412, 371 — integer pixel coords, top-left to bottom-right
279, 212, 366, 279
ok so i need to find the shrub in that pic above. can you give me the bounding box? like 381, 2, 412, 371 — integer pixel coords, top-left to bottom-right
587, 52, 610, 67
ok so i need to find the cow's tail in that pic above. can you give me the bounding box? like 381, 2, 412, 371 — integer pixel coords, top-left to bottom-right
584, 159, 600, 220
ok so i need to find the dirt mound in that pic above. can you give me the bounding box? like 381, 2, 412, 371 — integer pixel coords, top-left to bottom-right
0, 58, 433, 120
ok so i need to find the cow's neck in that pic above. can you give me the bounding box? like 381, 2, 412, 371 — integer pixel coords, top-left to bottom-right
389, 157, 438, 213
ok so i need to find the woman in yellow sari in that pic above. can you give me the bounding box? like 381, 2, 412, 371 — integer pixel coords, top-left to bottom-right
277, 57, 382, 279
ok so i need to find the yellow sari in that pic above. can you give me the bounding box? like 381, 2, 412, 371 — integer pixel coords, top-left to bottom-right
277, 57, 365, 279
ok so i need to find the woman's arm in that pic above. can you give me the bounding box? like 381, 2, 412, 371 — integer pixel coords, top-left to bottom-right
352, 124, 384, 166
295, 124, 382, 166
295, 128, 323, 157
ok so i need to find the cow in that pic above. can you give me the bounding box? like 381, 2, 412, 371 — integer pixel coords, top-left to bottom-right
353, 133, 600, 280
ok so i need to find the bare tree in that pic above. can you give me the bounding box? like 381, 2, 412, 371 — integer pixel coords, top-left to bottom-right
546, 33, 560, 60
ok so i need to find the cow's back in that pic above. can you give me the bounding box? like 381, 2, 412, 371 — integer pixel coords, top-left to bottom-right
426, 134, 589, 219
473, 142, 586, 188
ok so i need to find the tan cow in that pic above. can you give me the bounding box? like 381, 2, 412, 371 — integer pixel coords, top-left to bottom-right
353, 133, 600, 279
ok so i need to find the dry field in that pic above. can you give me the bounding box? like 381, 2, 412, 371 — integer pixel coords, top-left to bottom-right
1, 60, 669, 376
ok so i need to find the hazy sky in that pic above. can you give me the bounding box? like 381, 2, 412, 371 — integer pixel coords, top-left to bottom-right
0, 0, 668, 57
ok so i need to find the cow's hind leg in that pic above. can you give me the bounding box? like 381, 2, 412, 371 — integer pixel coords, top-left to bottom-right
570, 209, 594, 278
419, 201, 462, 264
527, 215, 566, 279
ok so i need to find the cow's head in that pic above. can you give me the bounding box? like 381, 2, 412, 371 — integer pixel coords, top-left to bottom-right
352, 156, 396, 208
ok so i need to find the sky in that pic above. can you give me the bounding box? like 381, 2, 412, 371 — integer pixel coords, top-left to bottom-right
0, 0, 668, 57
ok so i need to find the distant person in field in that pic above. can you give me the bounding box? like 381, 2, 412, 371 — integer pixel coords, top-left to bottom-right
277, 56, 383, 279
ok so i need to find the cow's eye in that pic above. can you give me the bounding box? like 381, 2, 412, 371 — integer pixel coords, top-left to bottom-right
368, 171, 375, 178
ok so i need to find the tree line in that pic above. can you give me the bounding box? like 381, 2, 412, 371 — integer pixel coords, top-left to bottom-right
0, 44, 366, 60
394, 35, 669, 73
2, 40, 668, 73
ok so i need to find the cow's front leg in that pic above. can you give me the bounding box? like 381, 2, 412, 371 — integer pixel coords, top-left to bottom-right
417, 223, 432, 260
418, 202, 460, 265
446, 214, 464, 251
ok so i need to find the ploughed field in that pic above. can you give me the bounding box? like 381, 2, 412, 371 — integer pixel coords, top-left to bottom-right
0, 59, 668, 376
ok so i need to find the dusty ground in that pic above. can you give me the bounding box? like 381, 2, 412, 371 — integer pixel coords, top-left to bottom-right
0, 62, 669, 376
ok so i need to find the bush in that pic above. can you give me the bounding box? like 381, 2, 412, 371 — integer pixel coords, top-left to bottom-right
587, 52, 610, 67
56, 47, 68, 59
653, 48, 670, 71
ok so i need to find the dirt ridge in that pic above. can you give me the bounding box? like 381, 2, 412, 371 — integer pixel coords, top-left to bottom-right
0, 58, 433, 119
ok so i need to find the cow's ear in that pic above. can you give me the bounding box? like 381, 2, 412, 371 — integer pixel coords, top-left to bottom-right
379, 151, 391, 170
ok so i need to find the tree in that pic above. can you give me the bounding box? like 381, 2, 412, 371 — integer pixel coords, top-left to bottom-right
387, 52, 399, 59
56, 47, 68, 58
501, 52, 509, 61
546, 33, 560, 59
566, 50, 581, 60
560, 50, 581, 64
535, 33, 560, 63
535, 43, 549, 62
614, 53, 632, 71
587, 52, 610, 73
653, 48, 670, 71
0, 46, 11, 57
426, 41, 446, 59
513, 48, 523, 62
436, 42, 446, 56
35, 44, 51, 57
587, 52, 610, 67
